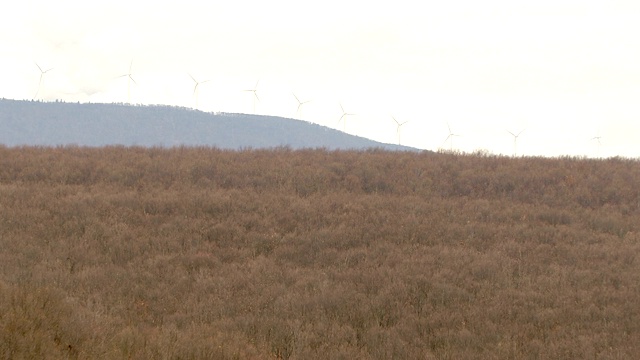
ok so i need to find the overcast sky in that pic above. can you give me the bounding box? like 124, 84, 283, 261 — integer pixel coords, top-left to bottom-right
1, 1, 639, 157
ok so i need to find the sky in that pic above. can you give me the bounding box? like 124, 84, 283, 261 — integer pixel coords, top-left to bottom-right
1, 1, 639, 158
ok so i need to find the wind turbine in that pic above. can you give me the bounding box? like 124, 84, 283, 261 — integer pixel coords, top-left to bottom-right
189, 73, 210, 109
242, 80, 259, 113
392, 116, 409, 146
292, 93, 311, 118
338, 103, 355, 132
507, 129, 525, 157
441, 123, 460, 151
34, 62, 53, 99
117, 60, 136, 103
591, 135, 602, 157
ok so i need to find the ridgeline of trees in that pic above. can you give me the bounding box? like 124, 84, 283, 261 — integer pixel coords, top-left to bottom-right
1, 146, 639, 359
0, 98, 415, 150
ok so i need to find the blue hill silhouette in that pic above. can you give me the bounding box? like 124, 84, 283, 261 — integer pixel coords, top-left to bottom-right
0, 99, 418, 151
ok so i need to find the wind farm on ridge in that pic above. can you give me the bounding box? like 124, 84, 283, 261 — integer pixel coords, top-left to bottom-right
10, 57, 621, 158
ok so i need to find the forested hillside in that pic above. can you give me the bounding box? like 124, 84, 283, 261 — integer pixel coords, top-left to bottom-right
0, 99, 414, 150
1, 146, 639, 359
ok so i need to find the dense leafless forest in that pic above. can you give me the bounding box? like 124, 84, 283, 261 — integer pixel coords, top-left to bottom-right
1, 145, 639, 359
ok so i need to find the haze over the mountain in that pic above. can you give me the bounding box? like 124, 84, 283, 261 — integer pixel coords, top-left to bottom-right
0, 99, 418, 151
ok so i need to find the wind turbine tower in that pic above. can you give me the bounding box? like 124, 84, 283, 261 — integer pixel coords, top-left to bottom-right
442, 123, 460, 151
507, 129, 525, 157
293, 93, 311, 119
338, 103, 355, 132
118, 60, 136, 103
392, 116, 409, 146
591, 135, 602, 157
189, 73, 210, 110
34, 62, 53, 99
242, 80, 260, 114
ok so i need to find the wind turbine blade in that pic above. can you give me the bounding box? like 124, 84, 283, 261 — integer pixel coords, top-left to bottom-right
34, 76, 43, 99
440, 136, 452, 149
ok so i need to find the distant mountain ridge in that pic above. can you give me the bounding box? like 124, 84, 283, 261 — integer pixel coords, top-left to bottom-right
0, 99, 418, 151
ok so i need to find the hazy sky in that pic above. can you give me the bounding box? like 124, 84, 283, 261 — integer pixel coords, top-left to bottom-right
2, 1, 639, 157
